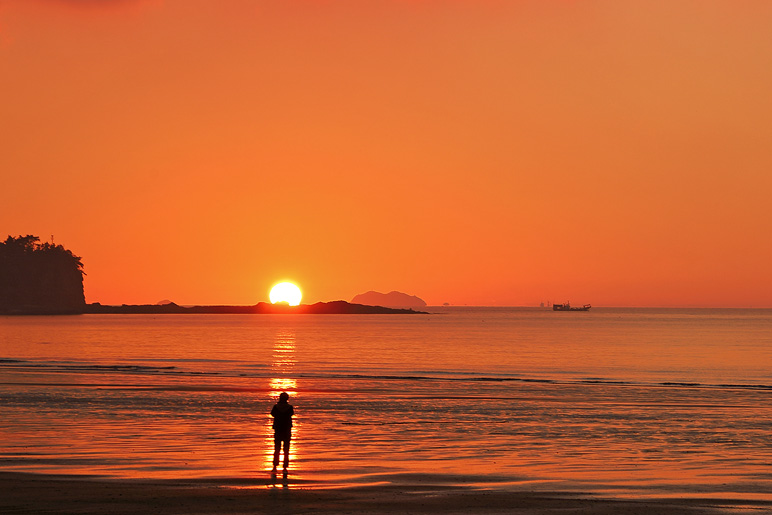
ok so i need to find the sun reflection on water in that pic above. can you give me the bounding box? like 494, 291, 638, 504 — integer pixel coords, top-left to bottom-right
269, 330, 298, 397
269, 377, 297, 396
263, 330, 300, 475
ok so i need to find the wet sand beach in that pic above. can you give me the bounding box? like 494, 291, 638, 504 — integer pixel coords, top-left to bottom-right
2, 472, 769, 515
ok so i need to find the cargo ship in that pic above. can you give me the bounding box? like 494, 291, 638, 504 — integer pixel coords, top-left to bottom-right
553, 302, 591, 311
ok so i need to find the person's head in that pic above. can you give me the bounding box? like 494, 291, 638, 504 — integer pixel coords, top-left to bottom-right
279, 392, 289, 403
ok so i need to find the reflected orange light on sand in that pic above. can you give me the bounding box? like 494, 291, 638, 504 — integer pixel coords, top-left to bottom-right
261, 420, 301, 476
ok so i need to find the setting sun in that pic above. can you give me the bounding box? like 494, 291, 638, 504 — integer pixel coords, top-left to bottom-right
269, 282, 302, 306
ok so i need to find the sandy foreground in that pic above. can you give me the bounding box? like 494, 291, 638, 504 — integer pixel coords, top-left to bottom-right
2, 472, 770, 514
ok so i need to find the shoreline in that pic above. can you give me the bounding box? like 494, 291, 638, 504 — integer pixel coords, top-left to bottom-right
1, 471, 768, 514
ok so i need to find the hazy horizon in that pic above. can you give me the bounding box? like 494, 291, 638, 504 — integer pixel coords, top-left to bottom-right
87, 297, 772, 310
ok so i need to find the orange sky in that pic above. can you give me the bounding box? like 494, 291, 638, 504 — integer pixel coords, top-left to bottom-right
2, 0, 771, 307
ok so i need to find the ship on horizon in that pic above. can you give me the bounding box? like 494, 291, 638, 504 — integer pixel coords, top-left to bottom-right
553, 301, 591, 311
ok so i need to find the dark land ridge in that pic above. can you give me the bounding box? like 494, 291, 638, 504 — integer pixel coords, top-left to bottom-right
86, 300, 426, 315
1, 235, 425, 315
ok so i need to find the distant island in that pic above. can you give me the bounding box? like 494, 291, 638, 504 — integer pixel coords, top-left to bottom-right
0, 235, 85, 315
86, 301, 426, 315
351, 290, 427, 309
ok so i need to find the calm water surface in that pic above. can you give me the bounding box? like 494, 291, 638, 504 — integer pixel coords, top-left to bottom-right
1, 308, 772, 500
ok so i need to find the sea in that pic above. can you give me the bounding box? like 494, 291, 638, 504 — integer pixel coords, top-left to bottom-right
2, 307, 772, 501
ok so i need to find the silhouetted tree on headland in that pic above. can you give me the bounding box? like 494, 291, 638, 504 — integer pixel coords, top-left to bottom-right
0, 235, 85, 315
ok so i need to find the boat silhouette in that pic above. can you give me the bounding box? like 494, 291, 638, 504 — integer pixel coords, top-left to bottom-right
552, 302, 591, 311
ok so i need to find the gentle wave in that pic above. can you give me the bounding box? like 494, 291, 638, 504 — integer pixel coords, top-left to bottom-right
4, 359, 772, 392
306, 372, 772, 391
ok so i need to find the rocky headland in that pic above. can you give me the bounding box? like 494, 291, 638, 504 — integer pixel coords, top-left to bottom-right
0, 235, 85, 315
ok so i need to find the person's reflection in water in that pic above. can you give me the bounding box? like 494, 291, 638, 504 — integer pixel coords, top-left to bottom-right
270, 392, 294, 475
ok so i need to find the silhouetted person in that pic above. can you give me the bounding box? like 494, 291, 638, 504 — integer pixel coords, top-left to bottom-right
271, 392, 294, 472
